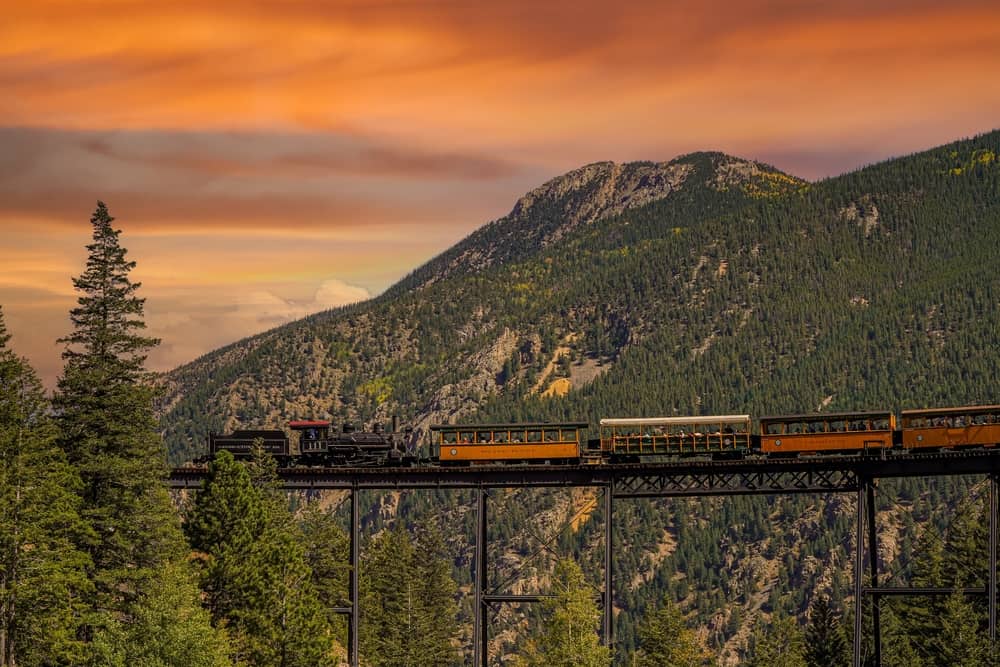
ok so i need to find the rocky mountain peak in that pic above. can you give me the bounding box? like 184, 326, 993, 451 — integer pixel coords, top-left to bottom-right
508, 159, 694, 242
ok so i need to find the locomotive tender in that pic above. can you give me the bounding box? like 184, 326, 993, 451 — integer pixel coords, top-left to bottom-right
204, 404, 1000, 467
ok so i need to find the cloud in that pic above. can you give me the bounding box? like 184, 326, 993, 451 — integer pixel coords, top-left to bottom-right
237, 279, 371, 324
4, 0, 998, 151
146, 279, 371, 369
0, 126, 540, 232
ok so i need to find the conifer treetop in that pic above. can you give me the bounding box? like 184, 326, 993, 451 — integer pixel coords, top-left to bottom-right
0, 304, 10, 350
58, 201, 159, 379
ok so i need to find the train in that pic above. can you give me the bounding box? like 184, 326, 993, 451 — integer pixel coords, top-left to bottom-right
201, 418, 416, 467
202, 404, 1000, 467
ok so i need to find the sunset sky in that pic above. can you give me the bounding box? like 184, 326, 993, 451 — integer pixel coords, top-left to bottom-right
3, 0, 999, 388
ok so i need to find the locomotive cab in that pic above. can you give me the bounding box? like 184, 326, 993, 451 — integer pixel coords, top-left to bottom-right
289, 420, 333, 454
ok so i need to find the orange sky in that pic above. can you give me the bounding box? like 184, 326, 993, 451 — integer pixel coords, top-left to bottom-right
3, 0, 1000, 387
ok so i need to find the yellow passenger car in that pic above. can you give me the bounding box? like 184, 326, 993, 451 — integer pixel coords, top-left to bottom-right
759, 411, 895, 454
901, 405, 1000, 449
599, 415, 752, 458
429, 422, 587, 464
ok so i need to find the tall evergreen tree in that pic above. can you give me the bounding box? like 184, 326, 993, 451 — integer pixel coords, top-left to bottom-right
359, 524, 460, 667
186, 450, 336, 666
896, 525, 947, 660
517, 558, 611, 667
297, 501, 350, 642
0, 307, 91, 666
932, 587, 989, 667
54, 202, 229, 661
411, 524, 460, 666
633, 595, 705, 667
804, 597, 848, 667
748, 615, 806, 667
54, 201, 173, 609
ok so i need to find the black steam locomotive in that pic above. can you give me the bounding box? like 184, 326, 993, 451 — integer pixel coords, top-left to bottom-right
204, 418, 415, 467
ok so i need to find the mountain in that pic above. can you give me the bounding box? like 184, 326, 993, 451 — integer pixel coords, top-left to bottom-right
157, 130, 1000, 662
158, 151, 807, 463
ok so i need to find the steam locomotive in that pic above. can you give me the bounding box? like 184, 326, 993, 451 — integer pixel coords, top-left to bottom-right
202, 404, 1000, 467
202, 418, 415, 467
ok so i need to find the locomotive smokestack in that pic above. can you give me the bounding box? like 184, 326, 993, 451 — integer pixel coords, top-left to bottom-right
392, 415, 398, 433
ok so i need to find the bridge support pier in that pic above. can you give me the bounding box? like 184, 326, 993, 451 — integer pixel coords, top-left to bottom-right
991, 474, 998, 641
349, 484, 360, 667
854, 480, 864, 667
604, 485, 614, 651
474, 487, 489, 667
867, 480, 881, 667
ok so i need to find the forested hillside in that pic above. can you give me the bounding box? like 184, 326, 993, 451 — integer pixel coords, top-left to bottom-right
158, 130, 1000, 663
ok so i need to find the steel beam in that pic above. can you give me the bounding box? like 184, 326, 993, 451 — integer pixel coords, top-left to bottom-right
349, 484, 360, 667
604, 485, 613, 651
863, 586, 987, 596
613, 468, 858, 497
991, 474, 998, 640
475, 488, 488, 667
481, 594, 553, 603
170, 450, 1000, 491
854, 480, 864, 667
867, 481, 881, 667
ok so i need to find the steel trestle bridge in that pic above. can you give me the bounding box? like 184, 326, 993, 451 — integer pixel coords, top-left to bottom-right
170, 450, 1000, 667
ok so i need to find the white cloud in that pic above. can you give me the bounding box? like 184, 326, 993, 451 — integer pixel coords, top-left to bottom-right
144, 278, 372, 373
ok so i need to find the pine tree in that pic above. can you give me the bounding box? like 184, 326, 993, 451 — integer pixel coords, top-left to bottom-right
359, 524, 460, 667
89, 560, 230, 667
748, 615, 807, 667
896, 525, 946, 659
0, 306, 92, 666
54, 202, 229, 661
633, 595, 705, 667
186, 450, 336, 666
297, 500, 350, 642
54, 201, 175, 610
518, 558, 611, 667
804, 597, 848, 667
359, 527, 416, 666
411, 524, 460, 666
931, 588, 989, 667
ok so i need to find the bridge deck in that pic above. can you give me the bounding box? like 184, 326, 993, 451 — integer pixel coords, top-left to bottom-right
169, 449, 1000, 495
